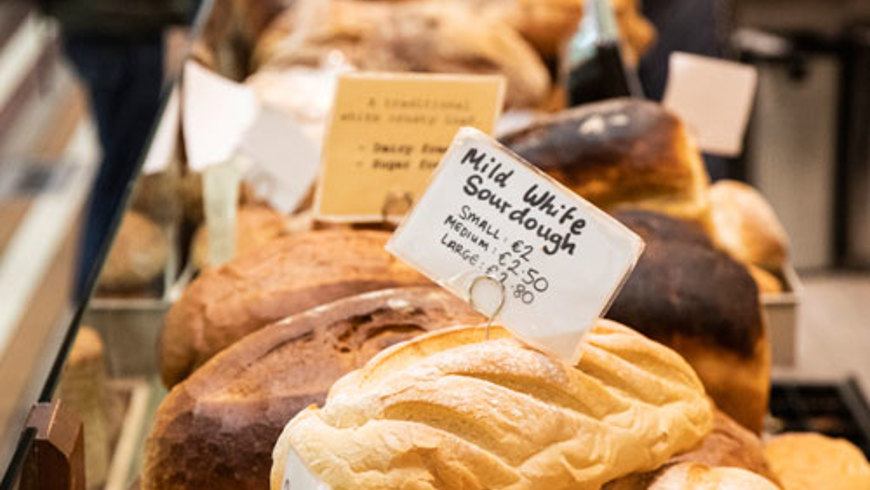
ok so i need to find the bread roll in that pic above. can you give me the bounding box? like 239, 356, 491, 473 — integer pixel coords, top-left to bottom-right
98, 211, 169, 291
160, 230, 429, 387
253, 0, 550, 108
272, 320, 714, 490
764, 433, 870, 490
608, 210, 770, 433
614, 463, 779, 490
500, 99, 711, 225
747, 264, 782, 295
58, 327, 110, 489
606, 409, 778, 489
144, 287, 482, 490
190, 206, 291, 269
709, 180, 790, 272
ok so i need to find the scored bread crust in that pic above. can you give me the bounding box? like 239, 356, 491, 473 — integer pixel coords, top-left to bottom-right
499, 99, 711, 225
145, 287, 483, 490
160, 230, 429, 387
272, 320, 714, 490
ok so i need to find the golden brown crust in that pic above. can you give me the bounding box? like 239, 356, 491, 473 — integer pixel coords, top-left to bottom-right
160, 230, 430, 387
747, 264, 783, 295
144, 287, 483, 490
709, 180, 790, 272
190, 206, 291, 269
500, 99, 710, 223
608, 210, 769, 433
606, 409, 778, 489
670, 410, 778, 482
664, 335, 771, 436
253, 0, 551, 108
764, 433, 870, 490
98, 211, 169, 291
608, 462, 779, 490
273, 320, 714, 490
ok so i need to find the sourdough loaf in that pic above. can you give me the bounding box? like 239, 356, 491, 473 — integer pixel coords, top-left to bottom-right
608, 210, 770, 433
58, 327, 111, 489
605, 409, 778, 489
272, 320, 713, 490
764, 433, 870, 490
615, 463, 779, 490
98, 211, 169, 292
145, 287, 482, 490
160, 230, 429, 387
500, 99, 711, 225
190, 206, 291, 269
252, 0, 550, 108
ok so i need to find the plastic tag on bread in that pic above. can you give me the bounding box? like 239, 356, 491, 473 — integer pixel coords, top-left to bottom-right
314, 72, 505, 222
283, 445, 330, 490
387, 127, 644, 361
663, 52, 758, 157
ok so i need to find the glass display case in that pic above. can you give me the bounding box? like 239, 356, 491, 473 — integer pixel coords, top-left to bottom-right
2, 0, 870, 488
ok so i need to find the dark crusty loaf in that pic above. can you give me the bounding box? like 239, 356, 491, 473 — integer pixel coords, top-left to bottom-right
500, 99, 710, 224
160, 230, 429, 387
144, 287, 483, 490
607, 210, 770, 434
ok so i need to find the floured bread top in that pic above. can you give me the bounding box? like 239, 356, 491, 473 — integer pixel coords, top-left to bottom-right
144, 287, 482, 490
272, 320, 713, 490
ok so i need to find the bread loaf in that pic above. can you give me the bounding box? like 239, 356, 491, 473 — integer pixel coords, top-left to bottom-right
160, 230, 429, 387
190, 206, 291, 269
253, 0, 550, 108
747, 264, 782, 295
145, 287, 482, 490
98, 211, 169, 292
709, 180, 789, 272
500, 99, 711, 225
58, 327, 110, 489
272, 320, 714, 490
612, 463, 779, 490
608, 210, 770, 433
764, 433, 870, 490
606, 409, 778, 489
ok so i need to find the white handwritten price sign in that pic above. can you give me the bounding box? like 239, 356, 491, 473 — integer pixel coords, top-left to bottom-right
387, 127, 644, 361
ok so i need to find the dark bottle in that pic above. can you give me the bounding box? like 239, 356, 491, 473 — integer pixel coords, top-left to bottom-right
563, 0, 643, 106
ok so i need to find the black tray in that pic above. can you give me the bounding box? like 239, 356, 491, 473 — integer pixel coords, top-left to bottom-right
769, 377, 870, 457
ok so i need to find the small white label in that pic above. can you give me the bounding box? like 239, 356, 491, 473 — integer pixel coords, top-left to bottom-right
663, 52, 758, 157
283, 445, 330, 490
387, 127, 644, 361
182, 61, 258, 171
142, 86, 180, 175
239, 106, 319, 213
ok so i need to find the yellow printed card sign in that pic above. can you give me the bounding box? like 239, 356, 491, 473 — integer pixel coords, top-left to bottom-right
314, 72, 506, 222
